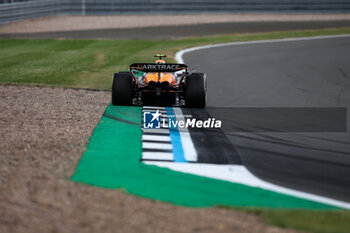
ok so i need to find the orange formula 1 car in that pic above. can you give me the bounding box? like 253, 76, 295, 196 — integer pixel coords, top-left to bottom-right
112, 54, 206, 107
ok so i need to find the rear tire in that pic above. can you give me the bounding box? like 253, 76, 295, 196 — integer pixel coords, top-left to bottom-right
185, 73, 206, 108
112, 72, 133, 106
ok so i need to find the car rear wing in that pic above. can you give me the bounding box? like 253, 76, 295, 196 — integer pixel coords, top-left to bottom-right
130, 63, 188, 72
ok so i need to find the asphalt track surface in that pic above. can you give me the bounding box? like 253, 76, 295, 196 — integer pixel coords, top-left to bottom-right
1, 21, 350, 39
183, 36, 350, 202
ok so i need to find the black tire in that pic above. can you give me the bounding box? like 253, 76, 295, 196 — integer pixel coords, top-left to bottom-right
112, 72, 133, 106
185, 73, 207, 108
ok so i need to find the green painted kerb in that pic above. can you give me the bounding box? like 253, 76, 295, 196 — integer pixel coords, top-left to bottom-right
72, 104, 337, 209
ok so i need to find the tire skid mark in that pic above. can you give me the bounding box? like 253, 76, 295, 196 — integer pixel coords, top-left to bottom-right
103, 113, 139, 125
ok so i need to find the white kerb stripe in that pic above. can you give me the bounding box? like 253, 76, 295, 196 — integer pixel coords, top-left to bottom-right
142, 152, 174, 160
142, 129, 170, 134
142, 135, 171, 142
143, 142, 172, 150
143, 106, 166, 110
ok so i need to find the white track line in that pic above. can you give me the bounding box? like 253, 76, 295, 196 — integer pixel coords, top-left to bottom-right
168, 34, 350, 209
145, 161, 350, 209
175, 34, 350, 63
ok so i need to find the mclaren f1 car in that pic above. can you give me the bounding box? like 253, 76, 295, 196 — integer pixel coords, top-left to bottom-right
111, 54, 206, 107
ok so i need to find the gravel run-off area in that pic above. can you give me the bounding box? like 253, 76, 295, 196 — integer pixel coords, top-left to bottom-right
0, 84, 301, 233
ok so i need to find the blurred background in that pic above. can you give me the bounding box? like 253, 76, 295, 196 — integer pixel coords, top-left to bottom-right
1, 0, 350, 24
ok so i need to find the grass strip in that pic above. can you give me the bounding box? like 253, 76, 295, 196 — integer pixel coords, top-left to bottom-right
1, 28, 350, 90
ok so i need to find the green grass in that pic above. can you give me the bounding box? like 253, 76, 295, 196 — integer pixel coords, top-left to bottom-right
1, 27, 350, 90
219, 206, 350, 233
